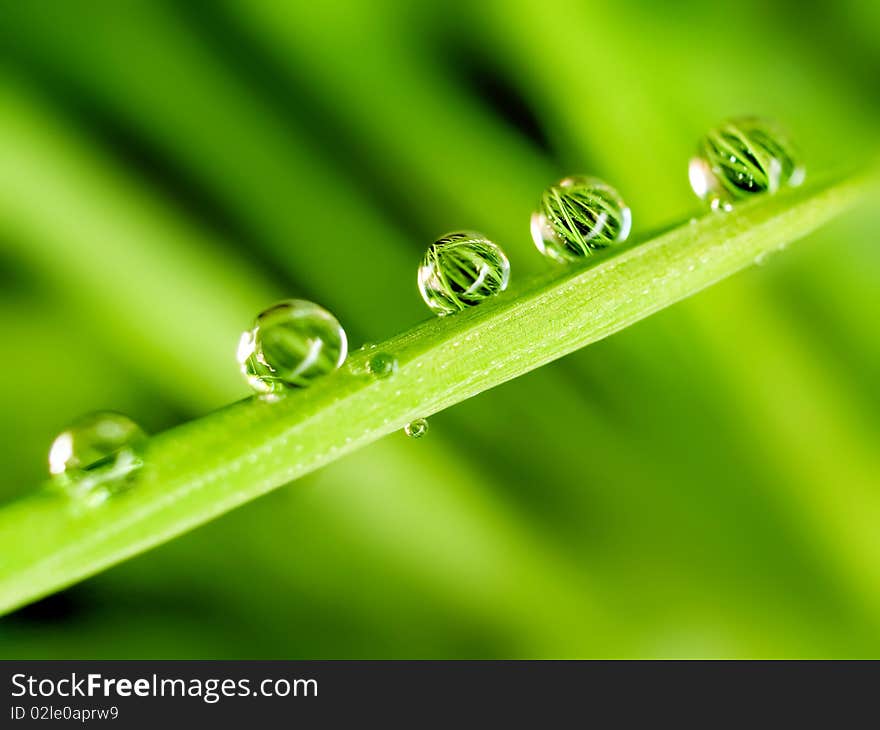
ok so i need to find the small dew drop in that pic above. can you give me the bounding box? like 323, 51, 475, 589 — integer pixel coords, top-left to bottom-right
404, 418, 429, 439
48, 411, 146, 506
257, 391, 284, 404
366, 352, 398, 379
238, 299, 347, 394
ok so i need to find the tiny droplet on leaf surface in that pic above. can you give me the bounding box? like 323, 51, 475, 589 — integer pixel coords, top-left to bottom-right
367, 352, 398, 379
404, 418, 429, 439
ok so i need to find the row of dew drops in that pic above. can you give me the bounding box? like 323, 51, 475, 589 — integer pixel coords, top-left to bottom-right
49, 116, 803, 505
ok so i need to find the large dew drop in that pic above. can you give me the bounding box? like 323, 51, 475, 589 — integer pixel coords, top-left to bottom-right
48, 411, 146, 505
418, 231, 510, 316
238, 299, 348, 394
689, 116, 804, 211
531, 176, 631, 263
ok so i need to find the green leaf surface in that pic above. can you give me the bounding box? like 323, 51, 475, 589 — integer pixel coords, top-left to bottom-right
0, 171, 870, 615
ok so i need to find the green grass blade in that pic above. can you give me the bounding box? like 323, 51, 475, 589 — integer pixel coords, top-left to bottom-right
0, 171, 871, 614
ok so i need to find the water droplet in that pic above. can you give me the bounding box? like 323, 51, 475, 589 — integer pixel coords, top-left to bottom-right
689, 117, 804, 209
404, 418, 429, 439
418, 231, 510, 315
48, 411, 146, 505
238, 299, 348, 393
531, 175, 631, 262
367, 352, 398, 379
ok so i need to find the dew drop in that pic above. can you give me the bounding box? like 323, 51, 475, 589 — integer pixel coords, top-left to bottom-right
238, 299, 348, 394
367, 352, 398, 379
418, 231, 510, 316
404, 418, 429, 439
531, 175, 631, 263
48, 411, 146, 505
689, 116, 804, 210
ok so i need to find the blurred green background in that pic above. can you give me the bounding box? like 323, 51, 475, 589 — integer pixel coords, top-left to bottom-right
1, 0, 878, 658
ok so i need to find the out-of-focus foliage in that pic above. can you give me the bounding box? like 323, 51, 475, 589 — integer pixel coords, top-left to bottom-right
0, 0, 877, 657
